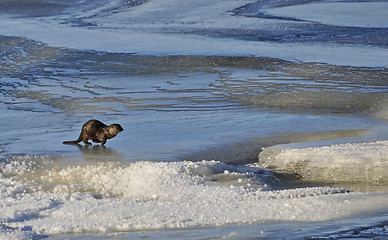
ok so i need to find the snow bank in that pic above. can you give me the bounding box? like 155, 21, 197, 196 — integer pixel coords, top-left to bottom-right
2, 155, 387, 237
259, 140, 388, 183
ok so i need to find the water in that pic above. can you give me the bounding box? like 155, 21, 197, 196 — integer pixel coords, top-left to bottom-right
1, 0, 388, 239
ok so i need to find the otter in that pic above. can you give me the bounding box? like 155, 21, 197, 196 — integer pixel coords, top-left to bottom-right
63, 119, 123, 145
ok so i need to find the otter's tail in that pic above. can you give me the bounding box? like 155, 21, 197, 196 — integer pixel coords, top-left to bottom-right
63, 134, 82, 145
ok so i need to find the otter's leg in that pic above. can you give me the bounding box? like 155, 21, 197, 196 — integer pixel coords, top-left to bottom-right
100, 138, 107, 145
83, 138, 92, 145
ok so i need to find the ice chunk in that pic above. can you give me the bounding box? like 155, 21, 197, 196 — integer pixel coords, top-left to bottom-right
259, 140, 388, 183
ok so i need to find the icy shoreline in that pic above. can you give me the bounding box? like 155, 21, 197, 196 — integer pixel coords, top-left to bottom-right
1, 156, 388, 238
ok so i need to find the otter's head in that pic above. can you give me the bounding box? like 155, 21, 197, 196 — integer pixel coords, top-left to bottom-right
108, 124, 124, 137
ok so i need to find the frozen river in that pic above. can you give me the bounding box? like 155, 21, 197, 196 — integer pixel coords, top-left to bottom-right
1, 0, 388, 239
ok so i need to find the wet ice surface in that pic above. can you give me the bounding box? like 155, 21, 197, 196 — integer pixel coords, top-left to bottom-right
0, 1, 388, 67
1, 54, 386, 161
1, 0, 388, 239
264, 2, 388, 28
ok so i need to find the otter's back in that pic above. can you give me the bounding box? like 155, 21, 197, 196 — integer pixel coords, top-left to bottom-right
82, 120, 107, 136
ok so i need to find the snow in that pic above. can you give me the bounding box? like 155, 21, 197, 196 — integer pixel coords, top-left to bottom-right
259, 140, 388, 183
1, 156, 388, 236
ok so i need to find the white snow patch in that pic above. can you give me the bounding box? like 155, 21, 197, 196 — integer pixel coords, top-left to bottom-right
2, 157, 387, 236
259, 140, 388, 183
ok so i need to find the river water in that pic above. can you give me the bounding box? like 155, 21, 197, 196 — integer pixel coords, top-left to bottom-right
1, 0, 388, 239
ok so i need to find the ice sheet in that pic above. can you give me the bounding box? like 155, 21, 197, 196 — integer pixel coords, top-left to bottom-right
0, 0, 387, 67
259, 140, 388, 183
264, 2, 388, 28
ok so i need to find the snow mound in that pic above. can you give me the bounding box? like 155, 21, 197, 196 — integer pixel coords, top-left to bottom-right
259, 140, 388, 183
3, 156, 387, 236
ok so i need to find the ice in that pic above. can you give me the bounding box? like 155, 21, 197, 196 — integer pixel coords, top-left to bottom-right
1, 0, 388, 238
264, 2, 388, 28
0, 228, 33, 240
0, 1, 387, 67
2, 155, 388, 236
259, 140, 388, 183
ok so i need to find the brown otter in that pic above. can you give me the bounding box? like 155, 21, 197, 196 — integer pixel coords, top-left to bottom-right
63, 119, 123, 145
